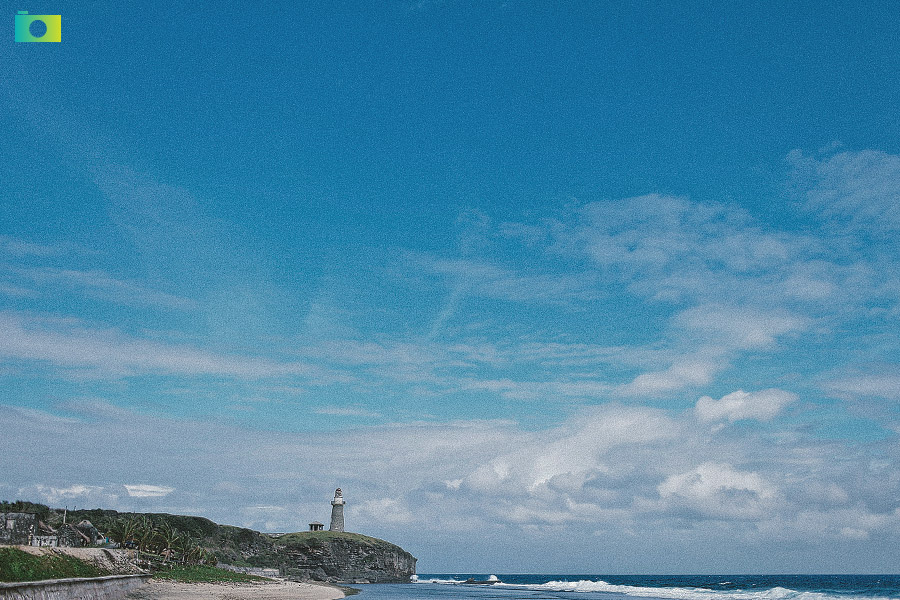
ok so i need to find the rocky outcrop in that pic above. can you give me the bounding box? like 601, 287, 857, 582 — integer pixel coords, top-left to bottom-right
272, 532, 416, 584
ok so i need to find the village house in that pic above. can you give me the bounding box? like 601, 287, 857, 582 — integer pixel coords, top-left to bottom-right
0, 512, 104, 547
0, 512, 36, 545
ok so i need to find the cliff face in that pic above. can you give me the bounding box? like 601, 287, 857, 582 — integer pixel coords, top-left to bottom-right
273, 532, 417, 584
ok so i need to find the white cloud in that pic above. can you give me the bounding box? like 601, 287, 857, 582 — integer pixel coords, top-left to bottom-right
825, 373, 900, 400
29, 484, 108, 504
658, 463, 778, 519
695, 389, 797, 423
0, 235, 59, 257
575, 194, 803, 280
124, 484, 175, 498
617, 355, 720, 396
790, 149, 900, 235
8, 267, 197, 310
2, 400, 899, 571
840, 527, 870, 540
0, 311, 330, 380
406, 252, 600, 305
461, 405, 682, 496
674, 305, 805, 349
0, 282, 38, 298
356, 498, 415, 525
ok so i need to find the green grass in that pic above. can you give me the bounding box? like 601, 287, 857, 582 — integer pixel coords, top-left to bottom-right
152, 564, 268, 583
0, 547, 107, 583
274, 531, 390, 547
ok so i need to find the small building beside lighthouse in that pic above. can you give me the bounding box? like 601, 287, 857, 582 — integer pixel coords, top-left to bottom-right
329, 488, 345, 532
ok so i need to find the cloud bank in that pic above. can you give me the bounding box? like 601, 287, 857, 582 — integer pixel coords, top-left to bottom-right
2, 148, 900, 573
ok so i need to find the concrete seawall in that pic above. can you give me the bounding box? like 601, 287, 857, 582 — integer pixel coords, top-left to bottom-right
0, 574, 150, 600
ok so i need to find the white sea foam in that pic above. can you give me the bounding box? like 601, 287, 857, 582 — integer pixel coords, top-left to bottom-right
416, 576, 502, 585
478, 580, 894, 600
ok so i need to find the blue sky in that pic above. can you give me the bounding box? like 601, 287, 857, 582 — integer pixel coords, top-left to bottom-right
2, 0, 900, 574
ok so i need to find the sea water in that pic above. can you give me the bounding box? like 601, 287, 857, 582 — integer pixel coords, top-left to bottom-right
354, 575, 900, 600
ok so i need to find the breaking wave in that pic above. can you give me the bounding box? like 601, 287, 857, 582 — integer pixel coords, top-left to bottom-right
418, 578, 899, 600
499, 580, 843, 600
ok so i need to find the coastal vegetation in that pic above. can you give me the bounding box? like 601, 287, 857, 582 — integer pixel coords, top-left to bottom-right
105, 517, 211, 566
151, 564, 267, 583
0, 547, 107, 582
277, 531, 388, 546
0, 501, 50, 522
2, 501, 416, 583
0, 547, 264, 584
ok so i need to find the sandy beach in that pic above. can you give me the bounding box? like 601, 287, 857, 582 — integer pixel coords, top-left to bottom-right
125, 580, 347, 600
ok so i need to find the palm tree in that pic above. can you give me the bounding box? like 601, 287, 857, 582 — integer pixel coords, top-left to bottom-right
191, 546, 208, 565
155, 524, 181, 563
109, 517, 140, 550
107, 519, 127, 547
135, 517, 155, 555
177, 535, 197, 565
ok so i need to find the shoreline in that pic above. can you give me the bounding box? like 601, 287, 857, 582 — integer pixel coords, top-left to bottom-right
124, 579, 348, 600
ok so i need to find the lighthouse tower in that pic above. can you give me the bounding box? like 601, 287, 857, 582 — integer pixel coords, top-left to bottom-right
329, 488, 345, 532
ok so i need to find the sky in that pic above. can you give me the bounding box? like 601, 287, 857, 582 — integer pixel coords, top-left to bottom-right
2, 0, 900, 574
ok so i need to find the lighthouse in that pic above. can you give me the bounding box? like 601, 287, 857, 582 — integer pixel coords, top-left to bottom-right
329, 488, 345, 532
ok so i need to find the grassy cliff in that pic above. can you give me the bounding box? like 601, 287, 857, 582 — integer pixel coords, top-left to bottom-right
276, 530, 400, 550
2, 502, 416, 583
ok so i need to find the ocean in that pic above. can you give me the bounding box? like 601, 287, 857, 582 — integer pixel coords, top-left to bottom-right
354, 575, 900, 600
